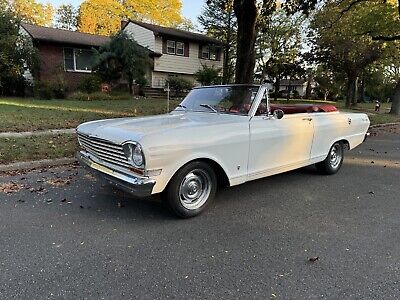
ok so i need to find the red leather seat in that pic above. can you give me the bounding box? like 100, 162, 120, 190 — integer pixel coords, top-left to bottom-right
270, 104, 337, 114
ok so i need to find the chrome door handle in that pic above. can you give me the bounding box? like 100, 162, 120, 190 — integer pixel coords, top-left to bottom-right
302, 117, 312, 121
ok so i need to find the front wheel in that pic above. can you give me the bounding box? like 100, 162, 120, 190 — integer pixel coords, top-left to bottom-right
165, 161, 217, 218
315, 142, 344, 175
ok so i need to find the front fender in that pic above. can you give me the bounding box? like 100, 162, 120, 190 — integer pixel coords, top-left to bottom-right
149, 152, 233, 194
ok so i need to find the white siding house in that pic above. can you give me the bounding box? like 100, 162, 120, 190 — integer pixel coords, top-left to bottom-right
123, 20, 224, 88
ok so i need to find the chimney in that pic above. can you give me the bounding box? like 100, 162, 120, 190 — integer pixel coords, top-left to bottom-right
121, 19, 129, 30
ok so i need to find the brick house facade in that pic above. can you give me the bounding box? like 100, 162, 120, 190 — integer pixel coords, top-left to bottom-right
20, 23, 109, 91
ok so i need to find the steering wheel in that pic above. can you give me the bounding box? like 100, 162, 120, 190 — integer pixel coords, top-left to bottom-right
229, 104, 251, 114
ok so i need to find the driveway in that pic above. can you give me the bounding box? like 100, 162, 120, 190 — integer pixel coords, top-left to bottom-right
0, 128, 399, 299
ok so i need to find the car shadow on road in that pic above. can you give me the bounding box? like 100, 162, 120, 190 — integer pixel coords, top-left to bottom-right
75, 165, 323, 221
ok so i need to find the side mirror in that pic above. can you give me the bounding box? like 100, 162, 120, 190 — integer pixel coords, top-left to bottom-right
273, 109, 284, 120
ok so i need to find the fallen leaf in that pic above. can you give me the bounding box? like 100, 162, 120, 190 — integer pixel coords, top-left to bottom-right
0, 182, 24, 194
46, 177, 72, 187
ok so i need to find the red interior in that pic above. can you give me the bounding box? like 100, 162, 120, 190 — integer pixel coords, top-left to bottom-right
269, 104, 337, 114
254, 103, 337, 115
230, 103, 338, 115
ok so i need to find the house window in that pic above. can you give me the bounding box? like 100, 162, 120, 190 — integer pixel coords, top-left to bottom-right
202, 46, 210, 59
176, 42, 184, 56
63, 48, 94, 72
210, 48, 217, 60
75, 49, 93, 71
64, 48, 74, 70
167, 40, 176, 54
201, 46, 218, 60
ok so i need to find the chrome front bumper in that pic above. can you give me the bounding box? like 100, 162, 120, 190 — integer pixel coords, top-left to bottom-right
76, 151, 156, 198
364, 132, 370, 142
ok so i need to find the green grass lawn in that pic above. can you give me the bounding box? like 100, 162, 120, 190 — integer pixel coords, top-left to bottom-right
0, 134, 77, 164
0, 96, 398, 164
0, 98, 181, 132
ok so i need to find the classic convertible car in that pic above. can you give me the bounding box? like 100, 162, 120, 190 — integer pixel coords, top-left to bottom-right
77, 84, 370, 218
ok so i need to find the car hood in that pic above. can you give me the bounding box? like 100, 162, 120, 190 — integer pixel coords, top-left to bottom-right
77, 112, 249, 144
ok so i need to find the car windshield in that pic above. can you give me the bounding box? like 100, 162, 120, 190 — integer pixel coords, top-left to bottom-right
176, 85, 260, 115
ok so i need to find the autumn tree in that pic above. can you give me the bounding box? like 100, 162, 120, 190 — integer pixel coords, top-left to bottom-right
78, 0, 183, 36
77, 0, 124, 36
176, 18, 197, 32
310, 0, 399, 108
0, 7, 38, 95
124, 0, 183, 26
54, 4, 77, 30
94, 32, 151, 94
256, 10, 304, 100
205, 0, 318, 84
9, 0, 53, 26
199, 0, 236, 83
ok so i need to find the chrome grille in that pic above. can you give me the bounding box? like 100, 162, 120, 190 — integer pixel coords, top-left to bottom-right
78, 133, 131, 169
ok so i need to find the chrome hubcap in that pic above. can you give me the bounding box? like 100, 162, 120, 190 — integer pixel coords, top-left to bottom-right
330, 144, 342, 168
179, 169, 211, 210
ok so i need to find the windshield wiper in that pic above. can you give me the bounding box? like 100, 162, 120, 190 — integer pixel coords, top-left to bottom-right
176, 104, 187, 111
200, 104, 219, 114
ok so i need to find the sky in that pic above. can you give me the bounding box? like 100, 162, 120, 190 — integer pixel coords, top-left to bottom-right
38, 0, 205, 26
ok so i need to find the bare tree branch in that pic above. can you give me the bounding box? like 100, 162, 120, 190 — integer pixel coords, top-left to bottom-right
372, 34, 400, 41
326, 0, 368, 29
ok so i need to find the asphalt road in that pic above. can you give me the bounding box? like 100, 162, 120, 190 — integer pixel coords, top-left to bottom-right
0, 130, 399, 299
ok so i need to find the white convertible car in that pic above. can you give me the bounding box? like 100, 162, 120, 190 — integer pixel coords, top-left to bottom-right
77, 84, 370, 217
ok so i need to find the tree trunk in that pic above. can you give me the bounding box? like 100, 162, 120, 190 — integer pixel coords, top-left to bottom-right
233, 0, 257, 84
222, 12, 233, 84
351, 77, 358, 107
128, 77, 133, 95
345, 77, 355, 108
305, 76, 312, 99
390, 79, 400, 115
274, 77, 280, 101
359, 76, 365, 102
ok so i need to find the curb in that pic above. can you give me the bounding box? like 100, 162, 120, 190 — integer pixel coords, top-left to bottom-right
370, 122, 400, 128
0, 128, 76, 138
0, 158, 77, 172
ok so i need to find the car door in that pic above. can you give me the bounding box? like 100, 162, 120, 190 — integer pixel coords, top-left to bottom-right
247, 105, 315, 181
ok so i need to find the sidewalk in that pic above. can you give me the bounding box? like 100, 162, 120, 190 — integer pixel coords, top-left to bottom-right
0, 128, 75, 138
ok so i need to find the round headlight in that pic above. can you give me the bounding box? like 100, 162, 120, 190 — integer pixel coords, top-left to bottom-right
123, 142, 144, 168
132, 145, 144, 166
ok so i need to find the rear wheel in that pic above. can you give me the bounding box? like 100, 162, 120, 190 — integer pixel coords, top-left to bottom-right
316, 142, 344, 175
165, 161, 217, 218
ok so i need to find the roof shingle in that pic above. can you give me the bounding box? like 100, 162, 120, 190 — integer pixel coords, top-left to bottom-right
21, 23, 109, 47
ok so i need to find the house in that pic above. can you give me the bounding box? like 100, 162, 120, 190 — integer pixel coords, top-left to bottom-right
278, 79, 310, 97
121, 20, 224, 89
20, 21, 224, 94
20, 23, 109, 91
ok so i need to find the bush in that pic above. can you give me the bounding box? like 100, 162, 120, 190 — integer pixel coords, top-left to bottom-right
167, 77, 194, 96
135, 76, 148, 87
52, 80, 67, 99
78, 75, 102, 93
34, 80, 66, 99
0, 75, 27, 97
195, 65, 222, 86
67, 91, 131, 101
